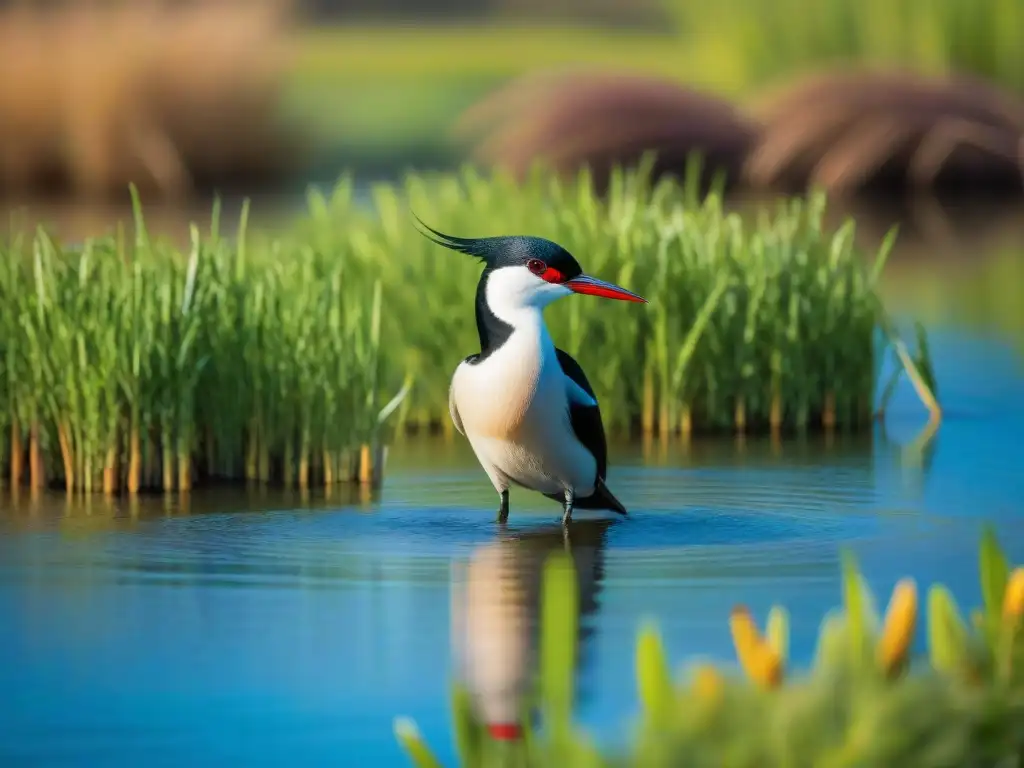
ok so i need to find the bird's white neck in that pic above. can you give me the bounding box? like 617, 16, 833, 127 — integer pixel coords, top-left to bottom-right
484, 267, 570, 334
491, 302, 546, 334
486, 298, 554, 365
482, 283, 557, 379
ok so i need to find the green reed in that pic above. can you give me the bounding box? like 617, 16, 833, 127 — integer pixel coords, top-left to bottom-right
0, 187, 393, 495
0, 165, 933, 493
665, 0, 1024, 92
356, 161, 912, 436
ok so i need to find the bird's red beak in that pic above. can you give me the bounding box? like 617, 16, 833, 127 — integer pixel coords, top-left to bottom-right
565, 274, 647, 303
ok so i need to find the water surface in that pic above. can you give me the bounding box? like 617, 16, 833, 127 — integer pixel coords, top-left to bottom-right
2, 191, 1024, 766
2, 323, 1023, 766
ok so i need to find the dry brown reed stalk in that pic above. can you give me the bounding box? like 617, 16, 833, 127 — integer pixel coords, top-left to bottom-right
745, 69, 1024, 196
455, 69, 760, 191
28, 421, 44, 490
0, 0, 299, 199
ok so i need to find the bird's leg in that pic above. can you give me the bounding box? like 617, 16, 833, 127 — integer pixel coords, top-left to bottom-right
561, 487, 575, 527
496, 489, 510, 524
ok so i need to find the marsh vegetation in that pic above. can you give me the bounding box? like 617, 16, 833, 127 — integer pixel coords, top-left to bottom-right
0, 167, 938, 495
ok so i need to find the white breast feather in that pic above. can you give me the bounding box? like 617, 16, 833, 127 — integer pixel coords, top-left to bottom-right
450, 318, 597, 496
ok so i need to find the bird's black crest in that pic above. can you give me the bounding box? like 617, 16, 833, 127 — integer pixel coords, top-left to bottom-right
413, 214, 504, 265
412, 213, 577, 273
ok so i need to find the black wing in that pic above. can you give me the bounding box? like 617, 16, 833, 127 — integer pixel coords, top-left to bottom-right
550, 349, 627, 514
555, 348, 607, 479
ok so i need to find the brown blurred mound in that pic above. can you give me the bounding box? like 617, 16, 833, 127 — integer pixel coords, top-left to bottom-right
745, 70, 1024, 196
454, 70, 759, 191
0, 0, 300, 199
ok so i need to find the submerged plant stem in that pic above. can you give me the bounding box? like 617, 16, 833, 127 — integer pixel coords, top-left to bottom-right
127, 423, 141, 495
10, 419, 22, 489
103, 436, 118, 496
58, 421, 74, 495
162, 430, 175, 493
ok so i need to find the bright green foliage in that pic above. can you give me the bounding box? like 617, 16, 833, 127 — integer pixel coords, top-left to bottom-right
394, 718, 447, 768
980, 525, 1010, 637
0, 186, 394, 493
766, 605, 790, 661
539, 554, 579, 755
928, 585, 972, 677
345, 162, 902, 436
636, 622, 674, 728
0, 166, 925, 491
396, 532, 1024, 767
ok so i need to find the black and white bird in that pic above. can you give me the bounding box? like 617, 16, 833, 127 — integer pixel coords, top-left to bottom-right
416, 220, 647, 525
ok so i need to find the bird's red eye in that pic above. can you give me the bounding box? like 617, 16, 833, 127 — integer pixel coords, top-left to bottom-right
526, 259, 546, 275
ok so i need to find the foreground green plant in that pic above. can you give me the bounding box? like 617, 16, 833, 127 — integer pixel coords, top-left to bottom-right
396, 526, 1024, 767
0, 165, 936, 492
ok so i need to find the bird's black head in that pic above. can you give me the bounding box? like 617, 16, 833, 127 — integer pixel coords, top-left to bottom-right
415, 219, 580, 280
414, 216, 646, 356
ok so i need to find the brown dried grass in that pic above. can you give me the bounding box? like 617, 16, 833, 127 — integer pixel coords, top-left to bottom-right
0, 0, 300, 199
454, 69, 759, 192
745, 69, 1024, 195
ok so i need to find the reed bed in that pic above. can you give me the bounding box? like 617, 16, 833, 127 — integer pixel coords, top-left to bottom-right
0, 0, 298, 198
0, 189, 392, 495
0, 165, 931, 493
361, 162, 917, 437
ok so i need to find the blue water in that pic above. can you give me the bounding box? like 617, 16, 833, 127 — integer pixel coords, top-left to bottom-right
1, 326, 1023, 767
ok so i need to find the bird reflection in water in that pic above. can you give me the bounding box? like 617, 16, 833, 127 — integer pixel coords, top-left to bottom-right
449, 518, 614, 741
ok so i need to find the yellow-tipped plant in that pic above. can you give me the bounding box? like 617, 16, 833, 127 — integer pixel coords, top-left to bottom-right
729, 606, 784, 689
808, 550, 886, 678
1002, 567, 1024, 683
689, 663, 726, 707
927, 526, 1024, 684
1003, 568, 1024, 624
397, 531, 1024, 767
765, 605, 790, 662
876, 578, 918, 679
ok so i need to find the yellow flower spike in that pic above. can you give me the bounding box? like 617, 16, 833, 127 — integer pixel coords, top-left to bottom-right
730, 606, 762, 673
1002, 567, 1024, 624
691, 663, 725, 707
729, 606, 783, 689
877, 578, 918, 678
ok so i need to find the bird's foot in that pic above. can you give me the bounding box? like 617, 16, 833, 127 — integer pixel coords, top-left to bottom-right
561, 487, 575, 527
496, 489, 510, 524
